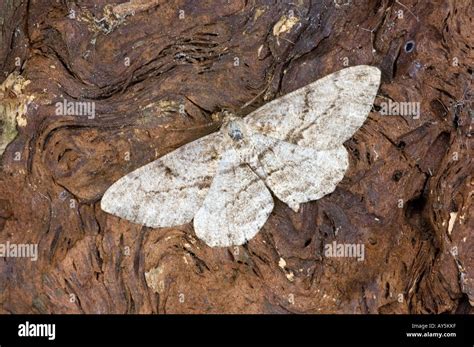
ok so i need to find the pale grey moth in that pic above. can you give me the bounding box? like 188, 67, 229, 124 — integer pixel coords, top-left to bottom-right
101, 65, 381, 247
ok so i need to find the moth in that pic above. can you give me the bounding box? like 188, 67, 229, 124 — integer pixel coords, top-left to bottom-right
101, 65, 381, 247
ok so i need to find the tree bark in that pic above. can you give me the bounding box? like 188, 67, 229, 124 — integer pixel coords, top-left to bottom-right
0, 0, 472, 314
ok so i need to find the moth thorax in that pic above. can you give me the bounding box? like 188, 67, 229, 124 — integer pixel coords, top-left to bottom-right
228, 121, 244, 141
221, 113, 246, 142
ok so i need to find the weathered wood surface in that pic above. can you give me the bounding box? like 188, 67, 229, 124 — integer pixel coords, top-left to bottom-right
0, 0, 472, 313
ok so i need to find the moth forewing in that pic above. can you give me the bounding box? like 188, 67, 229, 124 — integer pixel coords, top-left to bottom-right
100, 131, 226, 228
244, 65, 381, 150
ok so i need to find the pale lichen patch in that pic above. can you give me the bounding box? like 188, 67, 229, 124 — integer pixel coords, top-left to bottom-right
144, 266, 165, 294
0, 72, 34, 155
80, 1, 161, 34
278, 257, 287, 269
448, 212, 458, 235
272, 15, 299, 37
278, 257, 294, 282
79, 5, 125, 34
254, 7, 265, 21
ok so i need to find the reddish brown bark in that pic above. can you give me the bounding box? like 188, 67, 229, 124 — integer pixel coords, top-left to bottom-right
0, 0, 472, 314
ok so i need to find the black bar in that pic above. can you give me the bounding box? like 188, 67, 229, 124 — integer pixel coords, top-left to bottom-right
0, 314, 472, 345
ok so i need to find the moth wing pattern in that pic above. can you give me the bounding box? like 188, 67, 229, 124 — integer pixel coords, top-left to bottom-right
244, 65, 381, 150
101, 132, 226, 228
193, 148, 274, 247
247, 133, 349, 212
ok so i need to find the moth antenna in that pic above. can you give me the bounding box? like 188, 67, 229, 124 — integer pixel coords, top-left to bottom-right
239, 88, 268, 111
165, 122, 219, 132
239, 71, 277, 112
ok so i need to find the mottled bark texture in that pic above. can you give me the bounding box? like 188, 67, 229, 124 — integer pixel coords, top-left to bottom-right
0, 0, 472, 313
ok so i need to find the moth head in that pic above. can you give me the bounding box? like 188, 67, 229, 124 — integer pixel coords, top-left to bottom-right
220, 112, 247, 142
